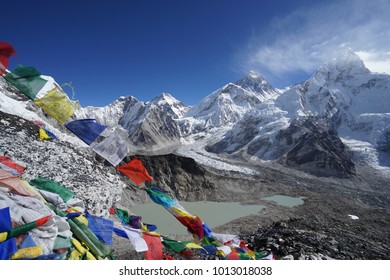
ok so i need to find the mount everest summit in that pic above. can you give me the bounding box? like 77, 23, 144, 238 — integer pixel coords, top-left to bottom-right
1, 50, 390, 178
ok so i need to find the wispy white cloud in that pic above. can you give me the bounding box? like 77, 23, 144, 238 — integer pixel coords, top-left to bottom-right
239, 0, 390, 85
356, 51, 390, 74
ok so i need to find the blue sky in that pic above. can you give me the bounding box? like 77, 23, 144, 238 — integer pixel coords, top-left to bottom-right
2, 0, 390, 107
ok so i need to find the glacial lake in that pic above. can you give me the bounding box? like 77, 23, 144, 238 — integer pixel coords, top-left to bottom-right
262, 195, 304, 207
130, 195, 303, 236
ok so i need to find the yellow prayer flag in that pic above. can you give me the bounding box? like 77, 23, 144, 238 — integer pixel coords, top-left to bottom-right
170, 206, 192, 217
0, 231, 8, 242
185, 243, 204, 250
11, 246, 44, 260
68, 208, 88, 225
38, 128, 51, 140
34, 86, 78, 124
71, 238, 96, 260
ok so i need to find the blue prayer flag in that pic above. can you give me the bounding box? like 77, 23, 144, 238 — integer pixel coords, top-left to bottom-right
65, 119, 107, 145
0, 207, 18, 260
87, 214, 114, 245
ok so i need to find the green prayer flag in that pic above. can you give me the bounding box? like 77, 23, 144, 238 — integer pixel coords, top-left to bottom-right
162, 236, 191, 253
4, 66, 47, 100
29, 177, 74, 202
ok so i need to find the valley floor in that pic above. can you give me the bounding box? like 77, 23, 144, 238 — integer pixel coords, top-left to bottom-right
114, 159, 389, 260
209, 163, 390, 260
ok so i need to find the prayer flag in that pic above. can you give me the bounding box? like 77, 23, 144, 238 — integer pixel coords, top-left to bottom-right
146, 186, 177, 208
143, 233, 162, 260
176, 215, 204, 240
65, 119, 107, 145
0, 208, 17, 260
116, 158, 153, 185
38, 128, 51, 140
4, 66, 47, 100
0, 215, 51, 243
91, 133, 130, 166
0, 169, 36, 196
34, 86, 78, 124
87, 214, 114, 245
0, 156, 26, 175
122, 226, 148, 252
29, 177, 74, 202
0, 42, 15, 75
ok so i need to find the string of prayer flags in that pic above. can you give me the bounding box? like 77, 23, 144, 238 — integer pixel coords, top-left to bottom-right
116, 158, 153, 185
145, 186, 205, 241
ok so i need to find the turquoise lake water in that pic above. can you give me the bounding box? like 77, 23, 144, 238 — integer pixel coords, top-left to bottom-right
129, 195, 303, 236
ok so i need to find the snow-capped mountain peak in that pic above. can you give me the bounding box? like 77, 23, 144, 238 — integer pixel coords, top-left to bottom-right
313, 49, 370, 86
149, 92, 190, 119
235, 71, 279, 99
184, 72, 279, 129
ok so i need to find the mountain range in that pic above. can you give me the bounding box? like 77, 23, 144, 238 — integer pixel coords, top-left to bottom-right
76, 50, 390, 177
1, 49, 389, 178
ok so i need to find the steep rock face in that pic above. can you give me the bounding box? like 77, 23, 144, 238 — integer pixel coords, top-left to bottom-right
278, 119, 355, 177
206, 101, 290, 158
118, 93, 186, 151
134, 154, 216, 201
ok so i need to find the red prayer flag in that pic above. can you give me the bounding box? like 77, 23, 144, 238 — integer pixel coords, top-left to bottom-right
227, 249, 240, 260
143, 233, 162, 260
0, 42, 15, 75
0, 156, 26, 175
116, 158, 153, 186
176, 215, 204, 240
35, 215, 52, 227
